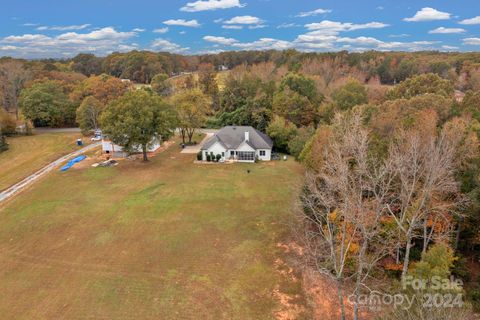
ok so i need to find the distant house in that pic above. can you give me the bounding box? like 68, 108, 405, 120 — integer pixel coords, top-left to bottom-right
102, 135, 161, 158
201, 126, 273, 162
218, 65, 229, 71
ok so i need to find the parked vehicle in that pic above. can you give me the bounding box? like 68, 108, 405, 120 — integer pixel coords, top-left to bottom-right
91, 129, 103, 141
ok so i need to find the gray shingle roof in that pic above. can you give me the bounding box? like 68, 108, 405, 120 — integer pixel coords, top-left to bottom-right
201, 126, 273, 150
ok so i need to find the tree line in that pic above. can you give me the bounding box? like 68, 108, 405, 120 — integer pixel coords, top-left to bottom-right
2, 50, 480, 318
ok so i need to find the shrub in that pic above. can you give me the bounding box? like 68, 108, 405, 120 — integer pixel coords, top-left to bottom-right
206, 154, 211, 162
0, 134, 8, 153
216, 154, 221, 162
0, 109, 17, 136
197, 151, 202, 161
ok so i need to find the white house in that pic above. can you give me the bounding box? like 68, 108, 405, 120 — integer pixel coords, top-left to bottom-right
102, 135, 161, 158
201, 126, 273, 162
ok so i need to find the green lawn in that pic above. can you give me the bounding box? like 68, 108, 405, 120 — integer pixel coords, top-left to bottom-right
0, 132, 87, 191
0, 136, 308, 319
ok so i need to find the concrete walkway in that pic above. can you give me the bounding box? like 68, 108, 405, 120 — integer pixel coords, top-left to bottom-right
0, 142, 101, 204
180, 129, 217, 154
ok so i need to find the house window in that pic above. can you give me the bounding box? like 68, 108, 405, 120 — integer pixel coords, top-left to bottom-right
259, 150, 266, 156
230, 151, 235, 156
222, 152, 225, 157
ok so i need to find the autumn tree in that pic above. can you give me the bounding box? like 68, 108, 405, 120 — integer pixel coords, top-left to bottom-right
331, 79, 368, 110
198, 63, 219, 109
71, 53, 103, 76
287, 126, 314, 159
266, 116, 297, 153
298, 111, 396, 320
71, 74, 131, 105
273, 88, 317, 127
150, 73, 171, 96
76, 96, 104, 133
387, 116, 472, 279
385, 244, 471, 320
393, 59, 418, 83
0, 60, 31, 119
0, 109, 17, 135
19, 80, 75, 127
388, 73, 454, 100
171, 89, 211, 144
278, 72, 322, 104
101, 90, 177, 161
0, 131, 7, 152
460, 90, 480, 121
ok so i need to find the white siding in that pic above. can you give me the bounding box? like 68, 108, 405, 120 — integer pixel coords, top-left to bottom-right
256, 149, 271, 161
203, 141, 227, 161
102, 137, 161, 156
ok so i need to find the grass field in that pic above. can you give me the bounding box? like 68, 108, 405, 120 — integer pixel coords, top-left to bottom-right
0, 136, 308, 319
0, 132, 87, 191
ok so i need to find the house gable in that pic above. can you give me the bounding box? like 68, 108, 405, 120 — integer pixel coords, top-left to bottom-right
236, 140, 256, 152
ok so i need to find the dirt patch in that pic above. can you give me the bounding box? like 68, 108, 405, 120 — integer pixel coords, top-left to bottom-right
276, 241, 371, 320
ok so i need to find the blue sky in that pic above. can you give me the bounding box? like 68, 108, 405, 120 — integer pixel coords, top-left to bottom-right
1, 0, 479, 58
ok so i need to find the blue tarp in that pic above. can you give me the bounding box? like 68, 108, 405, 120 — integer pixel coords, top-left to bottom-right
60, 155, 86, 172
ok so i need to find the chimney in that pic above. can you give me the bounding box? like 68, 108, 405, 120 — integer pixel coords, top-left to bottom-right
245, 131, 249, 142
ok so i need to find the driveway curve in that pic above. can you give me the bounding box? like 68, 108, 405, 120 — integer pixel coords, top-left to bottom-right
0, 142, 101, 204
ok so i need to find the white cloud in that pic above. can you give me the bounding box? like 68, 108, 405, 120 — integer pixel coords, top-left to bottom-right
55, 27, 137, 42
133, 28, 146, 32
404, 7, 451, 22
224, 16, 264, 25
459, 16, 480, 25
203, 35, 238, 45
429, 27, 465, 34
180, 0, 245, 12
304, 20, 389, 35
232, 38, 294, 50
293, 29, 441, 52
296, 8, 331, 18
277, 23, 300, 29
151, 38, 189, 52
389, 34, 410, 38
463, 38, 480, 45
36, 24, 91, 31
3, 34, 51, 43
249, 25, 267, 29
442, 45, 459, 51
0, 27, 140, 58
163, 19, 201, 27
222, 25, 243, 29
153, 27, 169, 34
336, 36, 383, 46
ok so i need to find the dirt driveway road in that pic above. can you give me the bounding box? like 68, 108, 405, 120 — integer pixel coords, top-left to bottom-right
0, 142, 101, 204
